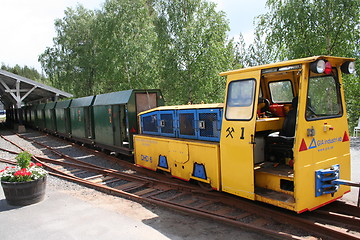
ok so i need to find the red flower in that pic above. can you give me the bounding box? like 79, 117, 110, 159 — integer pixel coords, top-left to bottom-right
36, 163, 42, 167
30, 162, 35, 167
13, 169, 31, 177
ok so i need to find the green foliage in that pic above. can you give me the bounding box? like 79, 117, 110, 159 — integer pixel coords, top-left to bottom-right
258, 0, 360, 59
94, 0, 159, 93
39, 5, 97, 96
38, 0, 359, 128
15, 151, 32, 169
344, 72, 360, 132
239, 29, 276, 67
154, 0, 235, 104
256, 0, 360, 130
39, 0, 235, 103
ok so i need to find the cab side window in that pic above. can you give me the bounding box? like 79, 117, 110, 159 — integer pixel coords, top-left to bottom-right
225, 79, 255, 120
269, 80, 293, 103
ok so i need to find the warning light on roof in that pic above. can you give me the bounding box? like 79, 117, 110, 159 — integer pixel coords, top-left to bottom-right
324, 62, 332, 74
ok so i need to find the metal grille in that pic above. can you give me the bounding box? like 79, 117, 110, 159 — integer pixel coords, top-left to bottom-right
140, 108, 222, 141
179, 113, 195, 136
160, 113, 174, 134
142, 114, 158, 133
199, 112, 219, 138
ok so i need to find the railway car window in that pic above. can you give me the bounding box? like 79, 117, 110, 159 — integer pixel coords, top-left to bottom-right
306, 75, 342, 120
226, 79, 255, 120
269, 80, 293, 103
136, 93, 157, 115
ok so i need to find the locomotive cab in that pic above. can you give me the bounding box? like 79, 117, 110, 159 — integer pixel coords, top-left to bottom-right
220, 56, 354, 212
134, 56, 355, 213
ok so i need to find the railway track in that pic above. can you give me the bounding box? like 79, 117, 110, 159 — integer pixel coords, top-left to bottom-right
0, 130, 359, 240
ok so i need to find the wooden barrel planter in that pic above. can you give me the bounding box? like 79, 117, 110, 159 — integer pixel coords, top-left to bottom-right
1, 175, 47, 206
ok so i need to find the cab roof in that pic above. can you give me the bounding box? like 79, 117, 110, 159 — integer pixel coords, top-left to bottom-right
139, 103, 224, 115
219, 56, 355, 76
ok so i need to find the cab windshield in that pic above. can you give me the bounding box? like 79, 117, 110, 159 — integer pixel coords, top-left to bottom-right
306, 74, 343, 120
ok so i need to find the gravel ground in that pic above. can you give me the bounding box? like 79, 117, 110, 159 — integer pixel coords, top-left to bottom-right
0, 162, 271, 240
0, 129, 273, 240
346, 137, 360, 205
1, 128, 359, 239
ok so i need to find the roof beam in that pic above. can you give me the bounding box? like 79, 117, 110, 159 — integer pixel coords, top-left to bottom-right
5, 89, 35, 93
0, 79, 37, 108
0, 69, 73, 107
21, 85, 37, 102
0, 78, 17, 101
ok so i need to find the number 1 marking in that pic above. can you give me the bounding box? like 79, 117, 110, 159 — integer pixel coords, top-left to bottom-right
240, 127, 245, 139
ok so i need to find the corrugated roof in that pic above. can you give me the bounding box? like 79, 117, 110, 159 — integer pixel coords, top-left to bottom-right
44, 102, 56, 109
219, 56, 355, 76
70, 96, 95, 108
0, 69, 72, 108
92, 90, 133, 106
36, 103, 46, 110
55, 99, 72, 109
139, 103, 224, 115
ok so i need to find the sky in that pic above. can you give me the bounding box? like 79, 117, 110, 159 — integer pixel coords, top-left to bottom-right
0, 0, 268, 73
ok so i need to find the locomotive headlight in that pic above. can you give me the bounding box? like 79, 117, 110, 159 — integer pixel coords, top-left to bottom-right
310, 60, 326, 74
341, 61, 355, 74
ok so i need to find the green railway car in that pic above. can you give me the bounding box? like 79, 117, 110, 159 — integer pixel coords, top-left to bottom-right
5, 108, 14, 125
28, 105, 37, 127
35, 103, 46, 129
55, 99, 72, 137
92, 89, 164, 155
44, 102, 57, 132
69, 96, 95, 142
24, 105, 31, 124
15, 89, 164, 156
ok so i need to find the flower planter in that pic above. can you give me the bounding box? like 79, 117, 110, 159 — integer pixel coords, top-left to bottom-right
1, 175, 47, 206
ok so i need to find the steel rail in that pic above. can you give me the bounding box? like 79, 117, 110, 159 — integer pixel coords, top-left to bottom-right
13, 132, 182, 181
0, 141, 202, 193
309, 210, 360, 229
0, 156, 298, 240
1, 131, 360, 239
0, 134, 303, 239
320, 200, 360, 217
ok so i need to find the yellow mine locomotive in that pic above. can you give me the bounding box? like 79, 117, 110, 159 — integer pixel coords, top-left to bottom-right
134, 56, 356, 213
